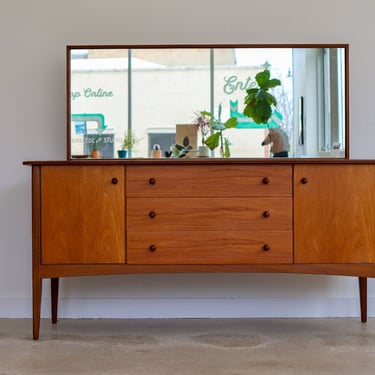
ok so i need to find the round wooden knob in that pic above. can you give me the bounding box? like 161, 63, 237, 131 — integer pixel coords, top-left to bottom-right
262, 177, 270, 185
149, 245, 156, 252
263, 211, 270, 218
111, 177, 118, 184
300, 177, 308, 184
263, 244, 270, 251
149, 211, 156, 218
149, 178, 156, 185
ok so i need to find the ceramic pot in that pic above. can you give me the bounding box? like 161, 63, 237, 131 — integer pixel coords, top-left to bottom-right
198, 145, 210, 158
90, 150, 101, 159
117, 150, 128, 158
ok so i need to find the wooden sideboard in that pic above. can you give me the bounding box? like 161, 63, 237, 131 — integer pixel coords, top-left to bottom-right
24, 159, 375, 339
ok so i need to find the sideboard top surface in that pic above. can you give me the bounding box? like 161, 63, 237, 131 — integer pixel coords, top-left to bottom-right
23, 158, 375, 166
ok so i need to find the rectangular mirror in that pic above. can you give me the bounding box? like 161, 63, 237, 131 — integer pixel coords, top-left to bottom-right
67, 44, 348, 159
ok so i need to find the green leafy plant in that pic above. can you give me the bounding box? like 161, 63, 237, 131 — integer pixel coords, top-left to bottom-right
120, 129, 138, 150
243, 69, 281, 124
92, 126, 107, 151
172, 136, 193, 158
192, 111, 211, 146
202, 104, 237, 158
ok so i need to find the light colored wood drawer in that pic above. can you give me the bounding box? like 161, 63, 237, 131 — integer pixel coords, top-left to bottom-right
127, 231, 292, 264
127, 165, 292, 197
127, 197, 292, 231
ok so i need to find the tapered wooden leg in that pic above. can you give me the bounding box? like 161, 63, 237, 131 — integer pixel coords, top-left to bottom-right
32, 275, 42, 340
51, 278, 59, 324
359, 277, 367, 323
32, 165, 43, 340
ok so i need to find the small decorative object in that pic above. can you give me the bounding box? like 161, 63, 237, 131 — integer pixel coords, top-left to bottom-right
198, 145, 210, 157
243, 69, 281, 125
90, 150, 101, 159
171, 138, 193, 158
202, 104, 237, 157
192, 111, 211, 158
118, 130, 137, 158
176, 124, 198, 157
117, 149, 127, 158
71, 154, 89, 159
261, 127, 290, 157
151, 144, 162, 158
331, 143, 341, 158
90, 126, 107, 159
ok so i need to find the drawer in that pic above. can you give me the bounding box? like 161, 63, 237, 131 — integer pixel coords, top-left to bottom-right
127, 231, 293, 264
127, 165, 292, 197
127, 197, 292, 231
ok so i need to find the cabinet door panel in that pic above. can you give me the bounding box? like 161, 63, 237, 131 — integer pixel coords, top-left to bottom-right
127, 165, 292, 197
127, 231, 292, 264
294, 165, 375, 263
128, 198, 292, 231
41, 166, 125, 264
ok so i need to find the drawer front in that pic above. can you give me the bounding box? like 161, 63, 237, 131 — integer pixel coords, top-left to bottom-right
127, 165, 292, 197
127, 198, 292, 231
127, 231, 292, 264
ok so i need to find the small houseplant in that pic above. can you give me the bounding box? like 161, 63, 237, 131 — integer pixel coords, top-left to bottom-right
243, 69, 281, 124
118, 130, 138, 158
192, 111, 211, 157
202, 104, 237, 158
90, 126, 107, 159
171, 137, 194, 158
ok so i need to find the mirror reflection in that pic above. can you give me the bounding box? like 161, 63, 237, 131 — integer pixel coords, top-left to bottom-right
68, 44, 348, 159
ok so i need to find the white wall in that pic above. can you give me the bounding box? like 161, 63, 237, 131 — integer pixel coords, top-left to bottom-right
1, 0, 375, 319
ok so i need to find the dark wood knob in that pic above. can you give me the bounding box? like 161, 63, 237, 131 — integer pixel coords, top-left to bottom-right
149, 211, 156, 218
149, 245, 156, 252
300, 177, 308, 184
111, 177, 118, 184
263, 211, 270, 218
263, 244, 270, 251
149, 178, 156, 185
262, 177, 270, 185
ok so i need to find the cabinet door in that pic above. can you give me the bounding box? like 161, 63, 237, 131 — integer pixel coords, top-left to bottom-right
41, 166, 125, 264
294, 164, 375, 263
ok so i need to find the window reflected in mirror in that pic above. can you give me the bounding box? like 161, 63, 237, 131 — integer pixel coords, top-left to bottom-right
68, 45, 347, 159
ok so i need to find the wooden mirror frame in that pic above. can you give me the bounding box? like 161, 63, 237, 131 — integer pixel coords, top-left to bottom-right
66, 43, 349, 160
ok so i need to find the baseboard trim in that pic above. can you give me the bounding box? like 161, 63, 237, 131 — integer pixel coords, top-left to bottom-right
0, 297, 374, 319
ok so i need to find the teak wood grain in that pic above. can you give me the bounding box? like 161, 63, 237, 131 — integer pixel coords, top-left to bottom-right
127, 165, 292, 197
127, 197, 292, 231
23, 160, 375, 339
41, 166, 126, 264
127, 230, 293, 264
294, 164, 375, 263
